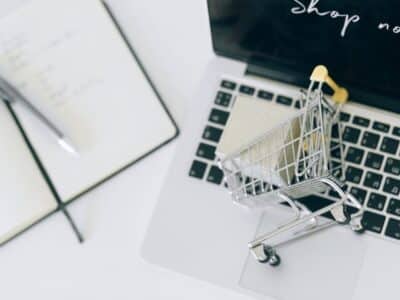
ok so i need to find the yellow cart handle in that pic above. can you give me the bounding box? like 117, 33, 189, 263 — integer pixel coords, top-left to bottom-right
310, 65, 349, 104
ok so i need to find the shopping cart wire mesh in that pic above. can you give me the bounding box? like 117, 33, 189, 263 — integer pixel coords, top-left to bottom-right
218, 65, 364, 267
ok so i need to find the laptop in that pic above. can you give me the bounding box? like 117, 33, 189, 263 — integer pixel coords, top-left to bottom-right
142, 1, 400, 299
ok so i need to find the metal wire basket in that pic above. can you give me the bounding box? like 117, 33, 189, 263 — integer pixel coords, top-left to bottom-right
218, 66, 364, 267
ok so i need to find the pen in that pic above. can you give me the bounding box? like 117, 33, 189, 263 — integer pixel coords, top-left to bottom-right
0, 75, 78, 155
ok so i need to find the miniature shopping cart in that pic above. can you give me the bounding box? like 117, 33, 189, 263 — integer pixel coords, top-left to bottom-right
218, 65, 364, 267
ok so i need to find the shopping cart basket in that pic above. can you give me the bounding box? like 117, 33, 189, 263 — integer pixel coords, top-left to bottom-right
218, 65, 364, 267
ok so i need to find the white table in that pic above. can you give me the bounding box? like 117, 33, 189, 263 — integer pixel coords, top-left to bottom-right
0, 0, 253, 299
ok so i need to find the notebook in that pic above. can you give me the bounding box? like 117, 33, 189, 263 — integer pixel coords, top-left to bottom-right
0, 0, 178, 244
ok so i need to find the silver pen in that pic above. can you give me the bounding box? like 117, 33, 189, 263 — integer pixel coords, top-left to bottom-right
0, 75, 78, 155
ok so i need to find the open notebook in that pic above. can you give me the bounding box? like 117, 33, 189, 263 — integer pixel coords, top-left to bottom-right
0, 0, 178, 244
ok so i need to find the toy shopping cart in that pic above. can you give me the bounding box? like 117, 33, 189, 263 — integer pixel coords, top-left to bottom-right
218, 66, 364, 267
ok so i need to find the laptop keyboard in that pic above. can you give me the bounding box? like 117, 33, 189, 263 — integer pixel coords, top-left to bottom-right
188, 78, 400, 242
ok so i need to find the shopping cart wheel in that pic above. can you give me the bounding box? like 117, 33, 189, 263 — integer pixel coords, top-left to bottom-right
353, 226, 365, 234
269, 254, 281, 267
257, 253, 270, 264
261, 245, 281, 267
351, 222, 365, 234
251, 245, 269, 263
256, 245, 272, 263
334, 205, 351, 225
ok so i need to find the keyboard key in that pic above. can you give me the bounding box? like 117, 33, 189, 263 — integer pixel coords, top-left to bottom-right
330, 158, 341, 172
393, 127, 400, 137
383, 177, 400, 196
345, 147, 364, 164
209, 108, 229, 126
276, 95, 293, 106
363, 171, 383, 190
340, 112, 351, 122
244, 177, 253, 194
343, 126, 361, 144
372, 121, 390, 133
385, 218, 400, 240
350, 187, 367, 204
298, 196, 359, 221
189, 160, 207, 179
332, 167, 343, 179
220, 80, 236, 90
361, 211, 385, 233
328, 189, 341, 199
196, 143, 216, 160
384, 157, 400, 176
380, 137, 399, 154
202, 126, 223, 143
367, 193, 387, 211
330, 140, 339, 148
257, 90, 274, 100
353, 116, 370, 127
206, 165, 224, 185
245, 179, 265, 195
331, 124, 339, 139
345, 166, 363, 184
214, 91, 232, 107
331, 143, 344, 159
330, 160, 343, 178
365, 152, 384, 170
298, 195, 358, 217
297, 195, 334, 219
239, 85, 255, 95
387, 198, 400, 217
361, 131, 380, 149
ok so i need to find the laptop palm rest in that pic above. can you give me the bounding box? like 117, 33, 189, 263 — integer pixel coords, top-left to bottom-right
239, 208, 367, 300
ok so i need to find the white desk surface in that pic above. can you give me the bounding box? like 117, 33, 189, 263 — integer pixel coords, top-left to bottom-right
0, 0, 253, 299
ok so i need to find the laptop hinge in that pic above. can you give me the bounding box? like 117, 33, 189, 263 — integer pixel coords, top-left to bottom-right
246, 61, 399, 114
245, 61, 309, 89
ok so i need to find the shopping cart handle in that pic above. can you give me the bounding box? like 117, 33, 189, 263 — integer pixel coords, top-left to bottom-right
332, 87, 349, 104
310, 65, 349, 104
310, 65, 329, 82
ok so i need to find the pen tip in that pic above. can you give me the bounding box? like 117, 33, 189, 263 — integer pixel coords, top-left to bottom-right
58, 138, 79, 156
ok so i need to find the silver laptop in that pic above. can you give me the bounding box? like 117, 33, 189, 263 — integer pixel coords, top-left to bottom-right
142, 1, 400, 299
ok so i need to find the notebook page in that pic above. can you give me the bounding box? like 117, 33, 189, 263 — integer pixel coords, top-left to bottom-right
0, 0, 176, 201
0, 102, 57, 243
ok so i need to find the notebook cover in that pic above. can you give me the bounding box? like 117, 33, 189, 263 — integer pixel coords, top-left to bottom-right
0, 1, 179, 246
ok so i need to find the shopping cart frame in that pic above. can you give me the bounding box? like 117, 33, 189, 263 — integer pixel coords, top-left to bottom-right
218, 66, 364, 266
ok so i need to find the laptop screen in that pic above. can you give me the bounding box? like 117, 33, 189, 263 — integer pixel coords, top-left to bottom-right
208, 0, 400, 110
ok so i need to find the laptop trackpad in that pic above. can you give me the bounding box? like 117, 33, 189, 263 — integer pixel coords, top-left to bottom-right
239, 211, 367, 300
